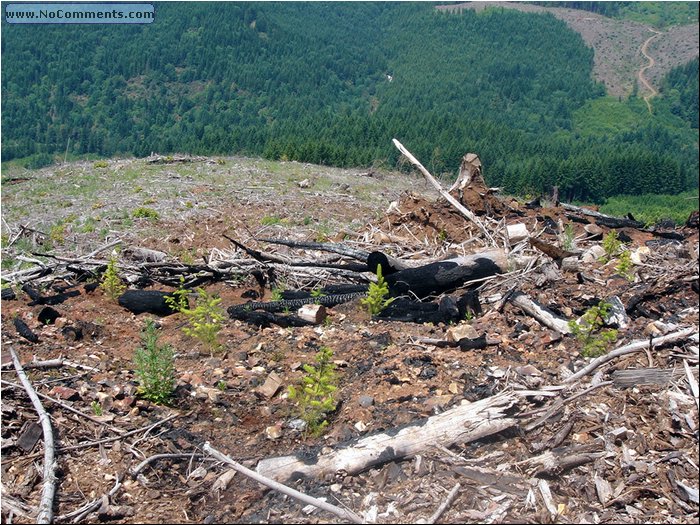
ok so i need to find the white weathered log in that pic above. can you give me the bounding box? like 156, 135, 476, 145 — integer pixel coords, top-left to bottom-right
510, 292, 571, 334
256, 391, 518, 482
9, 346, 57, 524
564, 327, 698, 384
297, 304, 327, 324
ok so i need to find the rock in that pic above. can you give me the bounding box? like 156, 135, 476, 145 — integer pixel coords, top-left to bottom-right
358, 395, 374, 407
446, 322, 479, 343
506, 223, 529, 245
298, 178, 311, 188
630, 246, 650, 265
584, 224, 604, 237
582, 245, 606, 263
265, 424, 283, 440
603, 296, 628, 328
297, 304, 327, 324
49, 386, 80, 401
256, 371, 283, 399
354, 420, 367, 432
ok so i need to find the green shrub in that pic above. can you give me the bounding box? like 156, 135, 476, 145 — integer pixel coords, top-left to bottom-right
134, 320, 175, 404
615, 249, 635, 281
100, 257, 126, 300
568, 301, 618, 358
132, 207, 159, 220
168, 287, 225, 354
361, 265, 394, 316
600, 230, 623, 263
288, 346, 338, 436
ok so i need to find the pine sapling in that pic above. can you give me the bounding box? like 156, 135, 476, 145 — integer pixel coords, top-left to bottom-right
288, 346, 338, 436
568, 301, 618, 358
100, 256, 126, 300
361, 265, 394, 316
134, 320, 175, 404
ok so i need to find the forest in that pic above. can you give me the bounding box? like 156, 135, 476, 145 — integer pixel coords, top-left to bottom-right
1, 1, 698, 202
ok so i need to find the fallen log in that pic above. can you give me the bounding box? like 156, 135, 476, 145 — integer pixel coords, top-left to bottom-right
366, 251, 412, 275
561, 203, 644, 229
510, 291, 572, 334
256, 391, 518, 482
385, 250, 507, 298
14, 318, 39, 343
117, 290, 180, 316
228, 309, 315, 328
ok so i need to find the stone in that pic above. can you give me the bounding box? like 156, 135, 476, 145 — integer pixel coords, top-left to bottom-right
358, 395, 374, 407
582, 245, 606, 263
506, 223, 529, 245
256, 371, 283, 399
446, 322, 479, 343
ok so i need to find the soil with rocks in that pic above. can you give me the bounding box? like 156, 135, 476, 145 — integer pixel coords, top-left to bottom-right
1, 154, 698, 524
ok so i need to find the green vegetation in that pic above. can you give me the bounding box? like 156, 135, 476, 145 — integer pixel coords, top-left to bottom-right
100, 257, 126, 300
568, 301, 619, 358
288, 346, 338, 436
132, 207, 159, 220
615, 249, 635, 281
599, 191, 698, 225
2, 3, 697, 202
601, 230, 624, 263
90, 401, 103, 416
361, 265, 394, 316
167, 287, 225, 354
134, 319, 175, 404
561, 223, 576, 251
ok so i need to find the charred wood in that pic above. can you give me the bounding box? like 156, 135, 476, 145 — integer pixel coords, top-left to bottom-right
117, 290, 179, 316
228, 309, 315, 328
14, 318, 39, 343
385, 250, 507, 299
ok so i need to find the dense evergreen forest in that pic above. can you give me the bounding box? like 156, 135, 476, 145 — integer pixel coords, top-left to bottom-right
1, 2, 698, 202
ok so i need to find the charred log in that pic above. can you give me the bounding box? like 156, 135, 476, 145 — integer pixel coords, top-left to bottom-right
366, 251, 412, 275
385, 251, 506, 299
37, 307, 61, 325
228, 309, 315, 328
118, 290, 179, 316
1, 288, 16, 301
14, 318, 39, 343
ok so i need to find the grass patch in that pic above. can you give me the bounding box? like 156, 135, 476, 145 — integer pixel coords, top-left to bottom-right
600, 191, 698, 225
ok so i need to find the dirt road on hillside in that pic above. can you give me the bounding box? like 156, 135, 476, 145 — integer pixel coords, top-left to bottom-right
638, 28, 662, 112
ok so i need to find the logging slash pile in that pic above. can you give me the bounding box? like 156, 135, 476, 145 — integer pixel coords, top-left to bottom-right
1, 144, 698, 524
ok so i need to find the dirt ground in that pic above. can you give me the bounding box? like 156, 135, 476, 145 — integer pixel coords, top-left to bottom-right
1, 155, 698, 524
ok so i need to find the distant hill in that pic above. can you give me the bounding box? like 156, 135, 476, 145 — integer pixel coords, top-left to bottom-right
1, 2, 697, 201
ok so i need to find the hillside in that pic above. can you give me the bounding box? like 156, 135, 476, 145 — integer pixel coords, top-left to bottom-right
439, 1, 699, 98
1, 153, 698, 524
1, 2, 698, 202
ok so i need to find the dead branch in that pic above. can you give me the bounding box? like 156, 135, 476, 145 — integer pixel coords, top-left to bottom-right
255, 237, 371, 262
8, 346, 57, 524
393, 139, 495, 243
202, 443, 365, 524
564, 327, 698, 384
0, 379, 126, 434
256, 391, 518, 482
422, 482, 461, 524
510, 291, 571, 334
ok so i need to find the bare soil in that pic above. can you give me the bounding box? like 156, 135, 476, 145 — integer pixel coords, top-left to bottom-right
1, 155, 698, 524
